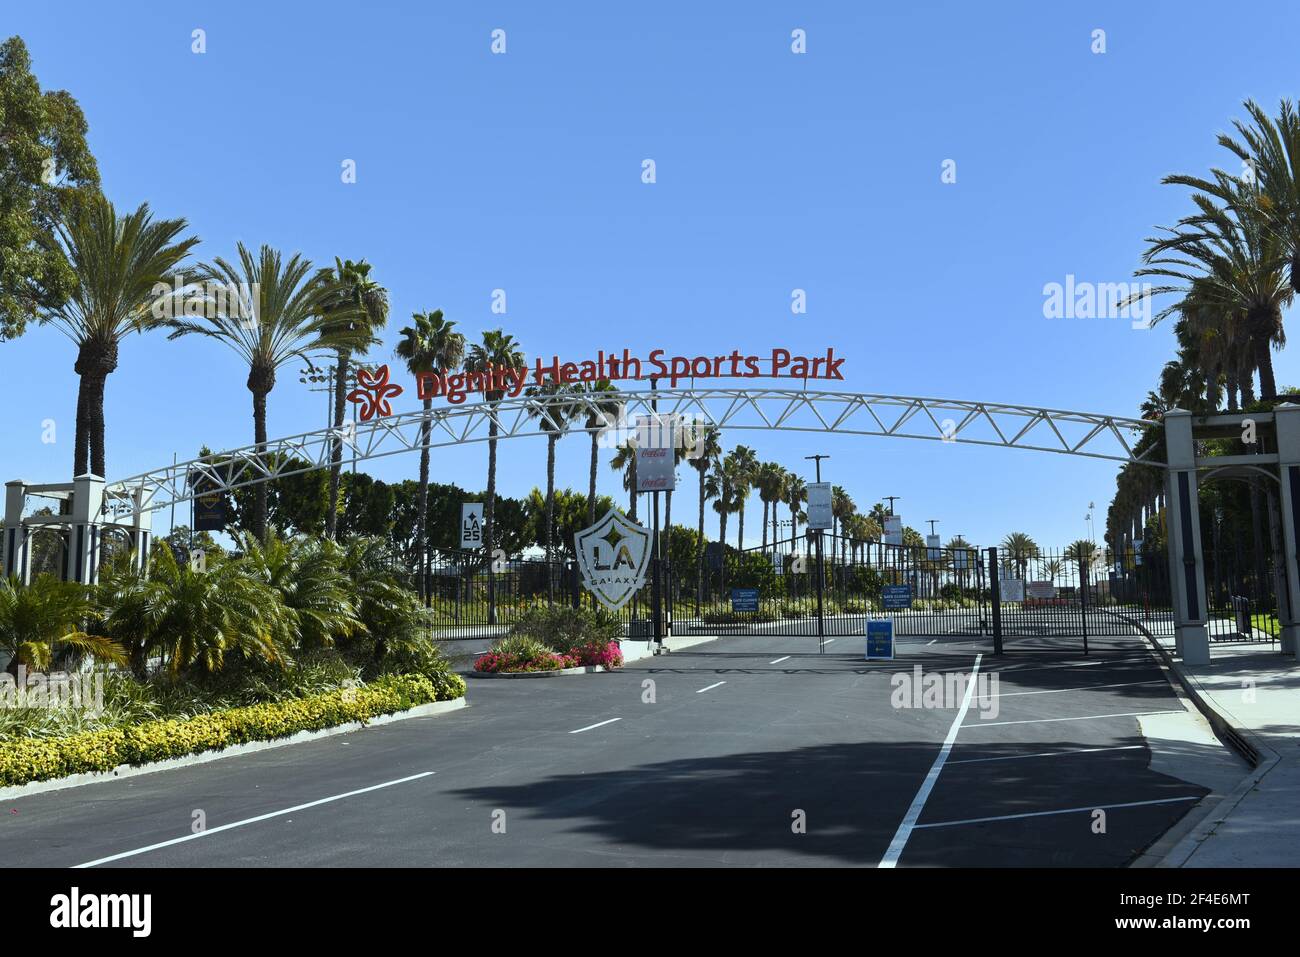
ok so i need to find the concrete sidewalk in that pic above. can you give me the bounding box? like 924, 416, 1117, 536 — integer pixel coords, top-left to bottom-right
1143, 628, 1300, 866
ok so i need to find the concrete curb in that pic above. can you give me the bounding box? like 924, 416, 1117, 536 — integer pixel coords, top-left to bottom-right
1110, 612, 1280, 868
0, 697, 468, 802
469, 665, 610, 679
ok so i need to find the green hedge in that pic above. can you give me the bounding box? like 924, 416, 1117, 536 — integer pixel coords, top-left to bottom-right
0, 672, 466, 789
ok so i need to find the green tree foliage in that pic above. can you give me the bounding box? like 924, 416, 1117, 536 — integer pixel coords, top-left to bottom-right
0, 36, 100, 341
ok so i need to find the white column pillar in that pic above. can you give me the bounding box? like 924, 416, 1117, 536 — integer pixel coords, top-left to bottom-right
130, 485, 154, 574
3, 481, 28, 584
1163, 410, 1210, 665
1271, 403, 1300, 656
65, 473, 105, 586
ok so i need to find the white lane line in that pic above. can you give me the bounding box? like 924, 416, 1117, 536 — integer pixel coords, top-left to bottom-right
696, 681, 727, 693
927, 640, 937, 646
73, 771, 435, 869
913, 795, 1200, 830
769, 656, 791, 664
823, 639, 836, 645
964, 709, 1183, 728
878, 654, 983, 869
974, 680, 1165, 699
569, 717, 623, 734
948, 745, 1145, 765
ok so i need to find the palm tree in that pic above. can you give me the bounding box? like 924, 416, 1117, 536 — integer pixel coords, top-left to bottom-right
725, 446, 759, 550
609, 440, 639, 520
705, 467, 733, 582
755, 462, 786, 550
465, 330, 526, 625
831, 485, 856, 564
784, 475, 807, 550
167, 243, 354, 541
394, 310, 465, 600
1137, 168, 1291, 399
526, 380, 578, 586
1000, 532, 1038, 580
235, 530, 361, 653
100, 547, 281, 679
684, 423, 721, 609
1216, 99, 1300, 295
577, 380, 623, 526
41, 194, 199, 478
318, 259, 388, 540
0, 575, 122, 676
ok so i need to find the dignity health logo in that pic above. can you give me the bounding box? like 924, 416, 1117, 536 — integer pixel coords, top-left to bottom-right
1042, 274, 1154, 329
50, 888, 151, 937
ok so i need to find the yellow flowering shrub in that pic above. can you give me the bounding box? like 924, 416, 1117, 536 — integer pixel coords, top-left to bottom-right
0, 673, 462, 788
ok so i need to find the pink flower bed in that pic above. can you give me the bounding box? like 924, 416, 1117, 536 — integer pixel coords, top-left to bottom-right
474, 641, 623, 674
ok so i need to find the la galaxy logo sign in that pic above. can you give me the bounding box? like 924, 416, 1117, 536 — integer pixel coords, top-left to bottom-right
575, 510, 651, 610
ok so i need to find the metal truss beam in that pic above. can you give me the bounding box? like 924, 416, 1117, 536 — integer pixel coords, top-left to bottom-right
104, 388, 1162, 514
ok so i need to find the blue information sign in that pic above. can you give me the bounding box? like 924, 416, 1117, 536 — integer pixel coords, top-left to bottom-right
866, 619, 894, 659
731, 588, 759, 613
882, 584, 913, 610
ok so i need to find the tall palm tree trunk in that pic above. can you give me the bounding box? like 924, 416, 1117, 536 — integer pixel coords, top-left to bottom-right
416, 396, 432, 604
545, 433, 557, 602
588, 432, 599, 525
73, 373, 90, 476
1254, 337, 1277, 400
737, 504, 745, 551
761, 501, 769, 550
251, 387, 270, 542
486, 417, 498, 626
628, 454, 638, 521
326, 348, 351, 540
696, 468, 706, 613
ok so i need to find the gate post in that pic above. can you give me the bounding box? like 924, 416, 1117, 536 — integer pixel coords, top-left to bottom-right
129, 484, 154, 576
1270, 403, 1300, 656
1163, 410, 1210, 665
988, 546, 1003, 655
65, 473, 105, 587
3, 481, 29, 584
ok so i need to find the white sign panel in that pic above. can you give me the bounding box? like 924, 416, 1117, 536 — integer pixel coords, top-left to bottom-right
926, 534, 941, 561
806, 482, 833, 530
884, 514, 903, 546
460, 503, 484, 549
999, 578, 1025, 602
951, 548, 970, 570
574, 510, 652, 610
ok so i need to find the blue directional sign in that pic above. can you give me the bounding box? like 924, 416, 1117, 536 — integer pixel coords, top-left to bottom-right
866, 619, 894, 659
882, 584, 913, 610
731, 588, 759, 612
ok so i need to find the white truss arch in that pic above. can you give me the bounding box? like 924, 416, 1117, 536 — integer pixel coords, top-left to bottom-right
104, 387, 1163, 514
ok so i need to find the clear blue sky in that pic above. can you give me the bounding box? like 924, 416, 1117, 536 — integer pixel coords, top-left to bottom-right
5, 1, 1300, 548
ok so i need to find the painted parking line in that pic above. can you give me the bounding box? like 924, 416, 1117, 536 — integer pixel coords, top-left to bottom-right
964, 709, 1183, 728
913, 795, 1201, 830
974, 680, 1166, 699
878, 654, 983, 869
697, 681, 727, 694
769, 656, 792, 665
569, 718, 623, 734
73, 771, 435, 868
948, 744, 1145, 765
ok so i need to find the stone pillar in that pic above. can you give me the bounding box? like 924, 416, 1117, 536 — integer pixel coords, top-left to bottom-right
64, 473, 105, 586
3, 481, 28, 584
1163, 410, 1210, 665
1271, 403, 1300, 656
129, 485, 154, 575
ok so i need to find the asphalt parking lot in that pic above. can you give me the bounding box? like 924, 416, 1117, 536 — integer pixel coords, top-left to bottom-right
0, 630, 1244, 867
